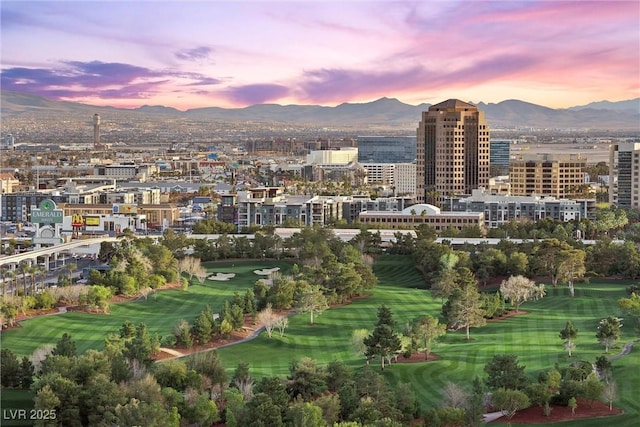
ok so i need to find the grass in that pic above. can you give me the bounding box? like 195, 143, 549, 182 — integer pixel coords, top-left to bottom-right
0, 260, 292, 357
0, 389, 35, 427
2, 255, 639, 425
214, 255, 640, 423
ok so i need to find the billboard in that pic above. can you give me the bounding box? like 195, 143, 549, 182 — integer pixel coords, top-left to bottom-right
113, 204, 138, 214
84, 216, 101, 226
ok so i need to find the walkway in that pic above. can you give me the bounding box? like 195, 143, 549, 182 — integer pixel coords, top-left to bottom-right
608, 340, 638, 362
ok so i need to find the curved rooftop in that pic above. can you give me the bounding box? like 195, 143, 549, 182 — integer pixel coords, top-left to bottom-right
401, 203, 441, 215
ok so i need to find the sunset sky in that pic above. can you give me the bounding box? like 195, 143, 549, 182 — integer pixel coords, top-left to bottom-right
1, 0, 638, 110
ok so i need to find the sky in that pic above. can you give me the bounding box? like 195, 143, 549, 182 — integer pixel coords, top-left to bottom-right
1, 0, 638, 111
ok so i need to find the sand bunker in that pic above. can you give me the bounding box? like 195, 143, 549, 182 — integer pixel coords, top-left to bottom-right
253, 267, 280, 276
208, 272, 236, 281
256, 278, 274, 287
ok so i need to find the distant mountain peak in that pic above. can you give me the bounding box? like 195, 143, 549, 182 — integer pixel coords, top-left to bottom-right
1, 90, 638, 131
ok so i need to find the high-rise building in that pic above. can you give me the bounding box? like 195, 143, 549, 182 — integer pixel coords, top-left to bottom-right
357, 136, 416, 163
416, 99, 490, 204
93, 114, 101, 149
609, 142, 640, 208
509, 153, 586, 198
490, 139, 512, 176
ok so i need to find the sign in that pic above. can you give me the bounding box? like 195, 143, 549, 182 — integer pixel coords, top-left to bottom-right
72, 213, 85, 228
84, 216, 101, 226
31, 199, 64, 224
113, 204, 138, 214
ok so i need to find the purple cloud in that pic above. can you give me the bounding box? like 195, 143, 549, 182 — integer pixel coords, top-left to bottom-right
224, 84, 290, 105
185, 77, 222, 86
0, 60, 220, 101
175, 46, 213, 61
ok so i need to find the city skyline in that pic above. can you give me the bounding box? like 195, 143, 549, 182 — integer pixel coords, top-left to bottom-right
1, 1, 638, 111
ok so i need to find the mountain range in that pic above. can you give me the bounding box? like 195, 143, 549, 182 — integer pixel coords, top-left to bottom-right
2, 90, 639, 131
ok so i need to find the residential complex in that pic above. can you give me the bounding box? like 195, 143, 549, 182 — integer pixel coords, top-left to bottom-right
444, 188, 596, 228
416, 99, 491, 204
509, 153, 586, 198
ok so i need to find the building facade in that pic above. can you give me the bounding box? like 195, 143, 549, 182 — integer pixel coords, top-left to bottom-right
361, 163, 417, 196
490, 139, 512, 176
416, 99, 490, 204
609, 142, 640, 208
357, 136, 416, 163
445, 188, 596, 228
509, 153, 586, 198
358, 204, 484, 232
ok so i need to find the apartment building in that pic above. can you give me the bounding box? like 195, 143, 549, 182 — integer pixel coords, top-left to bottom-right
509, 153, 586, 198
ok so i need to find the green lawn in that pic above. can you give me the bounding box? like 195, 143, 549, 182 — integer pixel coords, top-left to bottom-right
2, 255, 639, 425
213, 255, 640, 423
0, 389, 35, 427
0, 260, 292, 357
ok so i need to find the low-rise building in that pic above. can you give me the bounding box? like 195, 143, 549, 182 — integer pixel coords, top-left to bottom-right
358, 204, 484, 232
444, 188, 596, 228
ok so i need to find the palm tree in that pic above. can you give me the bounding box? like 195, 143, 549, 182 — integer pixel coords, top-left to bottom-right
18, 262, 30, 296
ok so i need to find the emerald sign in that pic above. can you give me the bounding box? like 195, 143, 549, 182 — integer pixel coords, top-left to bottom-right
31, 199, 64, 224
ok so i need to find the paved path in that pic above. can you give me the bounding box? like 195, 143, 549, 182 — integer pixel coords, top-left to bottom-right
156, 325, 267, 362
608, 340, 638, 362
159, 347, 184, 357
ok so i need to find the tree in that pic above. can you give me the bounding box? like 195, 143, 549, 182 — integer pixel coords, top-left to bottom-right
53, 333, 77, 358
603, 381, 617, 411
274, 316, 288, 337
193, 309, 213, 344
286, 357, 327, 400
484, 354, 529, 391
618, 293, 640, 336
351, 328, 370, 362
560, 321, 578, 357
256, 304, 279, 338
443, 269, 486, 340
285, 400, 324, 427
557, 249, 586, 296
532, 239, 572, 287
491, 388, 530, 419
408, 315, 446, 359
500, 275, 545, 312
363, 305, 402, 370
293, 283, 328, 325
243, 393, 282, 427
1, 348, 20, 387
596, 316, 622, 353
86, 285, 112, 313
583, 373, 604, 407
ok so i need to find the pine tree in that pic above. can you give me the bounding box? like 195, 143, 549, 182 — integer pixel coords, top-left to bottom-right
363, 305, 401, 370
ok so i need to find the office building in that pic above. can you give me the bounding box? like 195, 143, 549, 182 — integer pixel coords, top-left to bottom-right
357, 136, 416, 164
509, 153, 586, 198
416, 99, 490, 204
609, 142, 640, 208
490, 140, 512, 176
